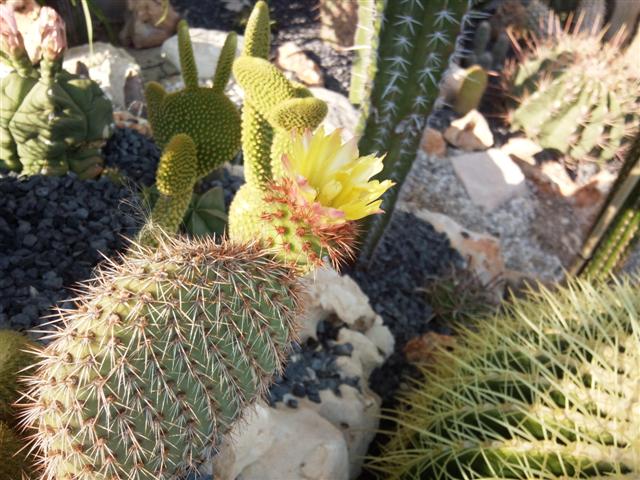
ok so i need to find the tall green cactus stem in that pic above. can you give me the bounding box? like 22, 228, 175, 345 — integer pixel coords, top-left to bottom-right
367, 277, 640, 479
580, 131, 640, 278
353, 0, 478, 258
0, 6, 113, 179
507, 27, 640, 165
144, 20, 241, 180
138, 134, 199, 244
0, 330, 36, 425
233, 3, 327, 191
22, 236, 299, 480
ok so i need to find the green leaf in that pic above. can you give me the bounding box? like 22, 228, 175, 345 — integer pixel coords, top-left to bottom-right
184, 186, 228, 237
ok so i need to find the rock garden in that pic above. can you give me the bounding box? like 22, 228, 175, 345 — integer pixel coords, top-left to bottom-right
0, 0, 639, 479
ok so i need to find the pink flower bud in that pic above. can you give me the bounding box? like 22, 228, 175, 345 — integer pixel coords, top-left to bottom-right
0, 4, 26, 58
38, 6, 66, 61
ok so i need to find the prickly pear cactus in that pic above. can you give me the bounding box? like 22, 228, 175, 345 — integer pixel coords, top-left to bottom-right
0, 6, 113, 179
144, 20, 241, 180
507, 27, 640, 164
0, 330, 36, 424
350, 0, 482, 258
232, 0, 328, 190
367, 277, 640, 479
22, 236, 299, 480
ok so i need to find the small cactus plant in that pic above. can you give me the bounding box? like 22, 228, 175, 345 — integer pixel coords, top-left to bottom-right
0, 420, 32, 480
367, 277, 640, 479
144, 20, 241, 180
0, 5, 114, 179
506, 26, 640, 165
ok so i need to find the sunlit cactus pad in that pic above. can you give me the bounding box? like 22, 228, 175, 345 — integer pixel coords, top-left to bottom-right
368, 277, 640, 479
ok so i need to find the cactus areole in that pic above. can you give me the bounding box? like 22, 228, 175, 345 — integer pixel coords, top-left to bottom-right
0, 6, 113, 179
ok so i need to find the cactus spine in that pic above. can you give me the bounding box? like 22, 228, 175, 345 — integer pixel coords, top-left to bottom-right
368, 277, 640, 479
351, 0, 479, 258
22, 237, 300, 480
144, 20, 241, 180
0, 6, 113, 179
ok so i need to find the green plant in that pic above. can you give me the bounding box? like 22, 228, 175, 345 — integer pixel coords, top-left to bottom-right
231, 0, 328, 190
144, 19, 241, 180
578, 130, 640, 278
0, 420, 31, 480
185, 186, 228, 238
349, 0, 479, 258
367, 277, 640, 479
0, 5, 114, 179
506, 26, 640, 165
0, 330, 36, 426
22, 236, 300, 479
465, 20, 509, 71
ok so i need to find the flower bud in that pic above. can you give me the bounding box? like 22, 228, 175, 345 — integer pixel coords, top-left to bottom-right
0, 5, 27, 59
38, 6, 66, 61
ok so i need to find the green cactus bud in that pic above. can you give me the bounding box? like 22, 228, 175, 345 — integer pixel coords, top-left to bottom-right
22, 236, 300, 480
144, 21, 241, 180
0, 330, 36, 425
0, 421, 31, 480
367, 277, 640, 479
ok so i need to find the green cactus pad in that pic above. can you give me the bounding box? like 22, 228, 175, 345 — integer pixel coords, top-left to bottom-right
145, 21, 241, 180
0, 330, 36, 425
0, 421, 31, 480
368, 277, 640, 479
24, 236, 300, 480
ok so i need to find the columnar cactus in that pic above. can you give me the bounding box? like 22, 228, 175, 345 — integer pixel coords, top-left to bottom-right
367, 277, 640, 479
506, 27, 640, 165
232, 0, 328, 190
0, 5, 114, 179
22, 237, 300, 480
144, 20, 241, 180
350, 0, 481, 258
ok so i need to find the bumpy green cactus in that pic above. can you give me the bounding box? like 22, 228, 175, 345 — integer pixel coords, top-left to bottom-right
144, 20, 241, 180
351, 0, 480, 258
22, 236, 300, 479
0, 6, 113, 179
0, 420, 31, 480
580, 130, 640, 278
368, 277, 640, 479
232, 0, 328, 190
138, 134, 199, 244
0, 330, 36, 425
507, 27, 640, 165
465, 20, 509, 71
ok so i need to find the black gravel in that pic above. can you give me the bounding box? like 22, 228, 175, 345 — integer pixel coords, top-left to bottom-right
268, 318, 360, 407
0, 172, 142, 332
350, 211, 464, 403
103, 127, 161, 188
170, 0, 353, 95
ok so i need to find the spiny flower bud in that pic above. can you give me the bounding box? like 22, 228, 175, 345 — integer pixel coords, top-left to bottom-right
38, 6, 66, 61
0, 4, 26, 59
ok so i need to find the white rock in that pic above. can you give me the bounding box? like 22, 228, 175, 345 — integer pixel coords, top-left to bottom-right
300, 267, 378, 341
276, 41, 324, 86
500, 136, 543, 165
63, 42, 141, 109
365, 316, 395, 359
444, 109, 493, 151
450, 148, 527, 211
295, 386, 381, 479
162, 28, 244, 80
213, 403, 349, 480
414, 209, 505, 290
310, 87, 360, 140
337, 328, 384, 380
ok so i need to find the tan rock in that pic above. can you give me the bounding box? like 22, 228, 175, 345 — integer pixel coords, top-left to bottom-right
310, 87, 359, 139
120, 0, 180, 49
450, 149, 527, 211
444, 109, 493, 151
501, 136, 543, 165
421, 127, 447, 157
415, 209, 506, 289
276, 41, 324, 87
404, 331, 457, 364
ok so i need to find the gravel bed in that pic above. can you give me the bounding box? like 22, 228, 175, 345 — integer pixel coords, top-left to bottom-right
0, 172, 142, 332
170, 0, 353, 95
350, 210, 464, 402
268, 319, 360, 408
103, 127, 161, 187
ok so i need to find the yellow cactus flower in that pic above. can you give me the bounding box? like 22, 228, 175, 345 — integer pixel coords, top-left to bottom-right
281, 127, 394, 223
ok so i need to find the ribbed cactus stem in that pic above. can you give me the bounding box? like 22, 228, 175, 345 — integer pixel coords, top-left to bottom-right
355, 0, 475, 257
177, 19, 199, 90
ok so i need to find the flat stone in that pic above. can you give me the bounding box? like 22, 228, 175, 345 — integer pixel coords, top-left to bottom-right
450, 149, 527, 211
161, 28, 244, 80
500, 136, 543, 165
421, 127, 447, 157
